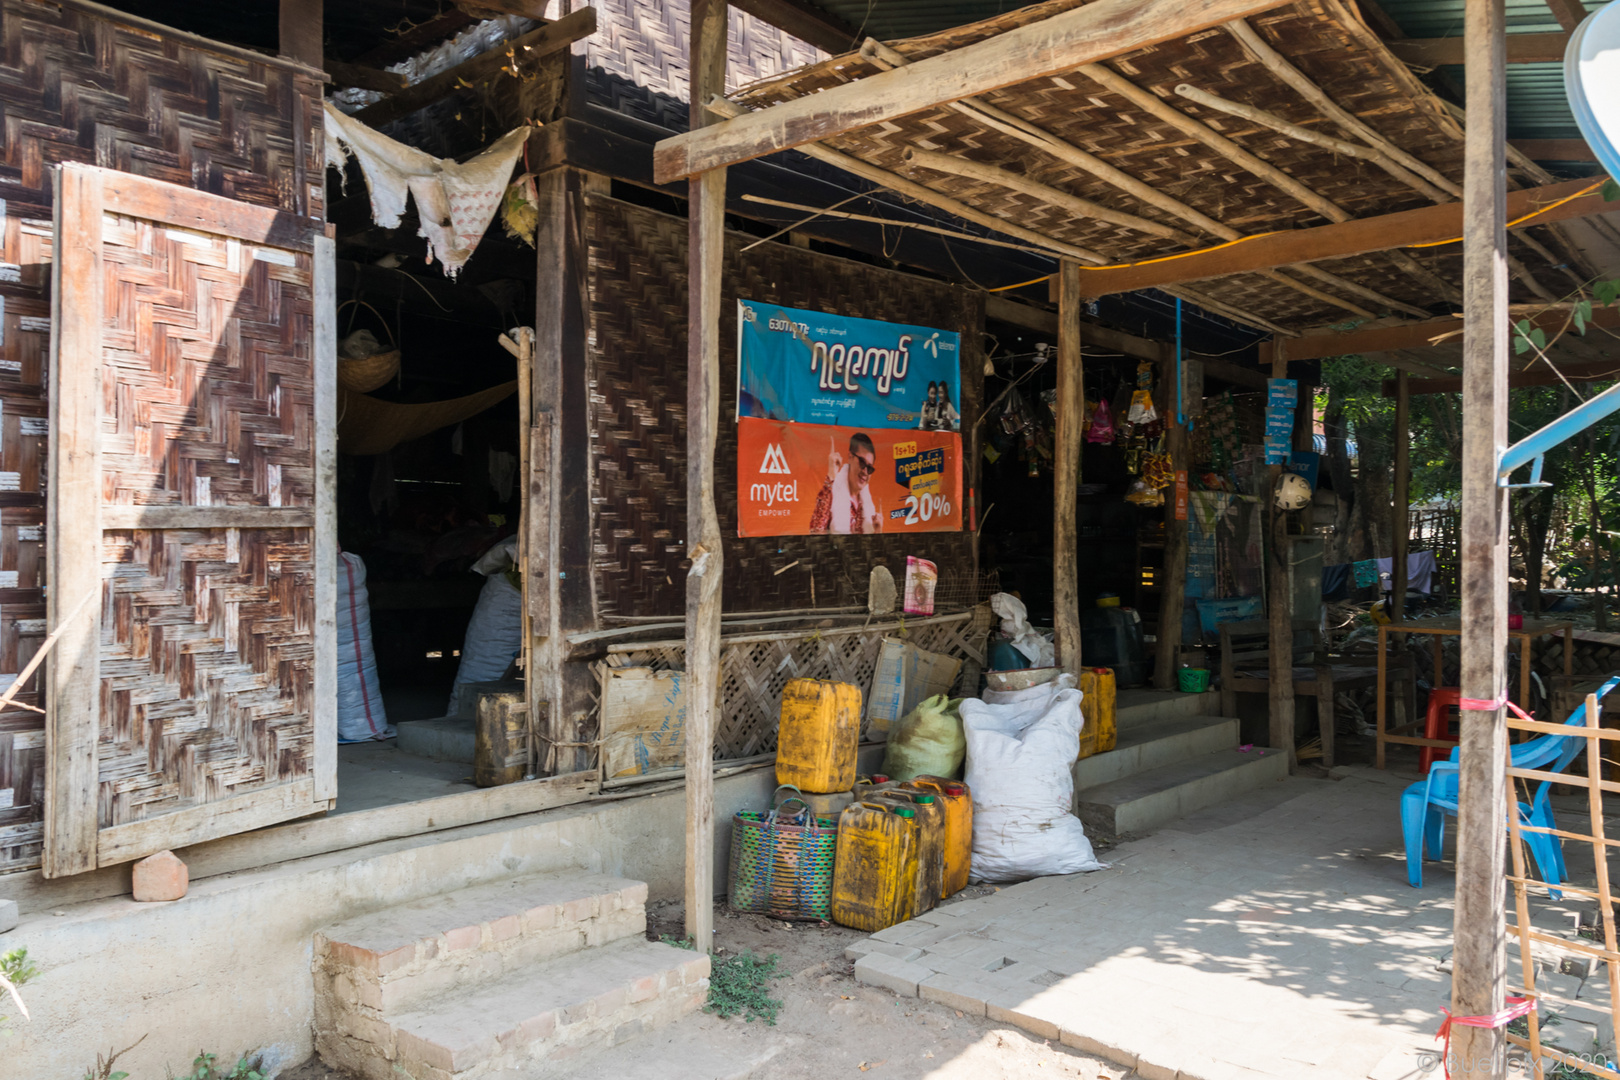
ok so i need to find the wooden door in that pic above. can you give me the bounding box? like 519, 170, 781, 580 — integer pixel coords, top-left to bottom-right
42, 165, 335, 877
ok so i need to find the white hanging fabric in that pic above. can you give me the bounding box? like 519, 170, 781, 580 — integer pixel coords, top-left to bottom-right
324, 101, 529, 278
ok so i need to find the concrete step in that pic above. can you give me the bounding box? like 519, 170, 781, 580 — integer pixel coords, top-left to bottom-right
1075, 747, 1289, 839
315, 872, 647, 1016
396, 716, 476, 764
324, 937, 708, 1080
1072, 714, 1239, 792
533, 1022, 787, 1080
1115, 688, 1221, 730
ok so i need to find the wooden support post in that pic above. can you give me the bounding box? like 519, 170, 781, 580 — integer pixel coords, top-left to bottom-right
1451, 0, 1511, 1071
1055, 260, 1084, 673
1153, 342, 1188, 690
279, 0, 324, 67
531, 167, 599, 777
1392, 370, 1411, 621
1267, 338, 1296, 769
684, 0, 728, 951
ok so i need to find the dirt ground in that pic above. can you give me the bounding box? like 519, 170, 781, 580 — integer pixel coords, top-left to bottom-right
282, 895, 1135, 1080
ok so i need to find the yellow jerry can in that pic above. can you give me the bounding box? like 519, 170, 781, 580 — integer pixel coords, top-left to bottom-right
1077, 667, 1118, 760
776, 677, 862, 794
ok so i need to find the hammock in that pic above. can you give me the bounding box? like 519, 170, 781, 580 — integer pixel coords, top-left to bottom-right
337, 381, 518, 455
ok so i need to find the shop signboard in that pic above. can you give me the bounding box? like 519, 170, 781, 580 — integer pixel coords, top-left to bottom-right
736, 299, 962, 431
737, 417, 963, 537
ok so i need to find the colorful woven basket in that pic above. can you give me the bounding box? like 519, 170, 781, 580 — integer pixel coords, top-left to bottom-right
727, 785, 839, 921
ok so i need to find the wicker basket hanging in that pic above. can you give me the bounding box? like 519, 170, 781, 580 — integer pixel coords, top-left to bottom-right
727, 785, 840, 922
337, 300, 402, 393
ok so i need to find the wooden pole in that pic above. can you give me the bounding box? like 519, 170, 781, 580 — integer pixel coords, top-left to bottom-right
1055, 260, 1083, 674
1154, 342, 1188, 690
684, 0, 728, 952
1392, 369, 1411, 621
278, 0, 324, 67
1267, 338, 1296, 769
1451, 0, 1511, 1070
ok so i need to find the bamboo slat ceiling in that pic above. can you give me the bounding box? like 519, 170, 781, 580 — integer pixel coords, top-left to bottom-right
732, 0, 1581, 334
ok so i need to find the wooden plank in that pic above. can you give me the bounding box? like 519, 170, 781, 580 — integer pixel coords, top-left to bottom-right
323, 58, 407, 94
729, 0, 861, 54
100, 170, 317, 248
601, 668, 688, 779
1542, 0, 1588, 33
353, 8, 598, 129
685, 0, 728, 951
98, 779, 322, 866
1391, 369, 1410, 621
1280, 305, 1620, 360
1387, 32, 1570, 66
1153, 343, 1189, 690
2, 771, 600, 914
1054, 260, 1083, 674
1451, 0, 1511, 1069
313, 236, 338, 802
352, 10, 477, 68
1072, 177, 1620, 296
99, 506, 317, 530
1266, 338, 1295, 770
652, 0, 1293, 183
1510, 138, 1598, 161
44, 164, 106, 879
55, 0, 325, 78
279, 0, 324, 67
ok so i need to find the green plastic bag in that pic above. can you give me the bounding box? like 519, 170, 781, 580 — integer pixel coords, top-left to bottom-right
881, 694, 965, 782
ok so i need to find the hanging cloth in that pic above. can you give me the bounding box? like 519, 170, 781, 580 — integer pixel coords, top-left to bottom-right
324, 101, 529, 278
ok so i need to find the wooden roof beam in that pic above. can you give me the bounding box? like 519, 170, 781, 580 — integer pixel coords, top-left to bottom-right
729, 0, 862, 54
1542, 0, 1588, 34
1261, 303, 1620, 361
1387, 32, 1571, 66
651, 0, 1293, 182
1384, 358, 1620, 395
1073, 176, 1620, 295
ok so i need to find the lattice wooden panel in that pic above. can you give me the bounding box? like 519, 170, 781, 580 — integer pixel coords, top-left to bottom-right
94, 215, 318, 831
600, 606, 992, 760
586, 196, 982, 620
0, 0, 323, 873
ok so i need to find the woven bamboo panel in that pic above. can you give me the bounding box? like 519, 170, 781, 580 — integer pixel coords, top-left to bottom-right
731, 0, 1565, 329
586, 195, 982, 620
0, 0, 322, 871
92, 216, 317, 830
600, 605, 993, 760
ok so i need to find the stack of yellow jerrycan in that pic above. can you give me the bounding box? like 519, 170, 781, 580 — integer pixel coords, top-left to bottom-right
1076, 667, 1118, 761
900, 776, 972, 899
776, 677, 862, 793
830, 801, 918, 931
868, 789, 944, 914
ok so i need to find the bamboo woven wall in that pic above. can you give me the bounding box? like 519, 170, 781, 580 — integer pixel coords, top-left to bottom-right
0, 0, 324, 874
586, 195, 983, 620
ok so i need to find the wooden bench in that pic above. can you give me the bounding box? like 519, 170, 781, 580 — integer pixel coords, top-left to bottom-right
1219, 620, 1413, 768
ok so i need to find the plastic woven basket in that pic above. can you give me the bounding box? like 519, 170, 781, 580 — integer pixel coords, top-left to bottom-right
727, 785, 839, 921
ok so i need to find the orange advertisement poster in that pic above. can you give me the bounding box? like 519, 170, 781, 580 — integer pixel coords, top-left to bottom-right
737, 417, 963, 537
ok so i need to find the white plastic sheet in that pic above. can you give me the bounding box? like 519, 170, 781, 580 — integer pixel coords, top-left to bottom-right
989, 591, 1055, 668
337, 552, 393, 742
963, 687, 1104, 882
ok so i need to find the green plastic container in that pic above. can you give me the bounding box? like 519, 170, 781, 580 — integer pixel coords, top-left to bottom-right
1177, 667, 1212, 693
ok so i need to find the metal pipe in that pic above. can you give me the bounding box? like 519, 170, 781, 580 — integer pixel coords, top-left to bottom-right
1497, 381, 1620, 482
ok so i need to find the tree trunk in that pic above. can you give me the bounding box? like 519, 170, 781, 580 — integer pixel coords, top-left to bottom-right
1323, 382, 1355, 565
1521, 489, 1553, 615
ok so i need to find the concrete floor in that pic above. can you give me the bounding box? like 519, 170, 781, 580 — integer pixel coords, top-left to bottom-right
851, 761, 1619, 1080
334, 742, 475, 815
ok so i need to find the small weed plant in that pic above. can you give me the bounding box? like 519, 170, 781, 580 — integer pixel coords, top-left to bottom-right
705, 950, 783, 1025
171, 1050, 266, 1080
81, 1037, 145, 1080
1, 947, 38, 1031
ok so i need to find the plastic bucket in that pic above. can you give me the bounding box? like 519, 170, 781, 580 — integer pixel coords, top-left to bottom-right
1177, 667, 1212, 693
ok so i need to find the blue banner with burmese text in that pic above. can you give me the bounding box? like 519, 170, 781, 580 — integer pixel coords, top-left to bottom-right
735, 299, 962, 431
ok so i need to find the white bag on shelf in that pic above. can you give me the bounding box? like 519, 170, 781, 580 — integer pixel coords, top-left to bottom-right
337, 551, 393, 742
962, 687, 1104, 882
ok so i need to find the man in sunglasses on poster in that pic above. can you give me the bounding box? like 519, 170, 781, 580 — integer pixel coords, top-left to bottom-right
809, 431, 883, 534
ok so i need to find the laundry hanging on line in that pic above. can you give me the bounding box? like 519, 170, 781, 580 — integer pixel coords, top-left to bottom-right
324, 101, 529, 278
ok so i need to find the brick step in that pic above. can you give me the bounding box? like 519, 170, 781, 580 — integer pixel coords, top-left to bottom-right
321, 937, 709, 1080
1114, 688, 1220, 730
1072, 714, 1238, 792
1075, 747, 1289, 839
316, 871, 646, 1015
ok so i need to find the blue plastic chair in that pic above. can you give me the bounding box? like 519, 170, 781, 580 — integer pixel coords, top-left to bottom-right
1402, 674, 1620, 889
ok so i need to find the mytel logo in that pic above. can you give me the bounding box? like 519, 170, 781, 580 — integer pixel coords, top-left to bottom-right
759, 444, 791, 475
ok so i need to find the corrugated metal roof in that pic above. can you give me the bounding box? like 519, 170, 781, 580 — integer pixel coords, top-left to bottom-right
1370, 0, 1608, 142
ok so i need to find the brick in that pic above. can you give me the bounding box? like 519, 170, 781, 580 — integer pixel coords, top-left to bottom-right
489, 914, 521, 942
395, 1030, 454, 1073
441, 924, 482, 952
612, 1018, 644, 1046
845, 940, 925, 962
679, 955, 712, 986
1135, 1058, 1179, 1080
375, 944, 417, 976
563, 895, 598, 923
516, 1008, 558, 1046
986, 997, 1060, 1041
595, 985, 627, 1016
131, 850, 188, 902
523, 902, 560, 932
621, 881, 649, 908
1060, 1027, 1139, 1071
627, 973, 662, 1004
918, 973, 989, 1015
855, 952, 931, 997
562, 997, 596, 1025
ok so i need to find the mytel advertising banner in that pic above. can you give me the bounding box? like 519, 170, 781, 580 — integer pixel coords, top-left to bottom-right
738, 417, 963, 537
736, 299, 962, 431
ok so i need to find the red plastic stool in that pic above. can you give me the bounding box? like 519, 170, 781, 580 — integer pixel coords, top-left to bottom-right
1421, 687, 1462, 774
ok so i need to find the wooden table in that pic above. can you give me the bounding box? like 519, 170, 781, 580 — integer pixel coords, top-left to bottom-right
1375, 616, 1574, 769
